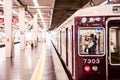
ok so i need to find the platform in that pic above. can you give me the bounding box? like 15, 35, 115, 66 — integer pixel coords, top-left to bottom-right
0, 39, 68, 80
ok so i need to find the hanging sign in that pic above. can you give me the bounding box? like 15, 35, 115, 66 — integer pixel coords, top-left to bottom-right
0, 18, 19, 24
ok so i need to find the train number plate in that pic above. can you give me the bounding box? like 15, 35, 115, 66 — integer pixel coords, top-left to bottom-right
83, 59, 100, 64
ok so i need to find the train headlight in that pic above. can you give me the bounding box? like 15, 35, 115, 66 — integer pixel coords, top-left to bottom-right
92, 66, 98, 72
84, 66, 91, 72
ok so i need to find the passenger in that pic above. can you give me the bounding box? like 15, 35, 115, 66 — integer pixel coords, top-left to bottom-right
87, 34, 97, 55
31, 42, 33, 49
110, 41, 115, 53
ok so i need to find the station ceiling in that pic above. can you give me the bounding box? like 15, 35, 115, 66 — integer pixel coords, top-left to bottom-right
0, 0, 120, 30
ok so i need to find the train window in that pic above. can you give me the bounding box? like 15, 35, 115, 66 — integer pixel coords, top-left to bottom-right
78, 27, 105, 56
109, 27, 120, 64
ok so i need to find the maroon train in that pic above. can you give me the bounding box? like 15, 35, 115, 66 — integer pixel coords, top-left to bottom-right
51, 4, 120, 80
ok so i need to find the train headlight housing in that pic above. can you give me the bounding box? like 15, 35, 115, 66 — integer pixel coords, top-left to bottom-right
92, 66, 98, 72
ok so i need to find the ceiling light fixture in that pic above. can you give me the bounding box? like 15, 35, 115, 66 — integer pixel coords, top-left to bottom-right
12, 10, 18, 15
33, 0, 47, 29
0, 0, 3, 5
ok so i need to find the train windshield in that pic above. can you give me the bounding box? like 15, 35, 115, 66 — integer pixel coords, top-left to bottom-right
109, 27, 120, 64
78, 27, 105, 56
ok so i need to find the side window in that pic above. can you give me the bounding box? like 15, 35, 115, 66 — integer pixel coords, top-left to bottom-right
78, 28, 104, 56
109, 27, 120, 64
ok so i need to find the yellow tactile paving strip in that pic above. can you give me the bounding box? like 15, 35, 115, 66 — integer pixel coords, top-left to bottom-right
31, 43, 46, 80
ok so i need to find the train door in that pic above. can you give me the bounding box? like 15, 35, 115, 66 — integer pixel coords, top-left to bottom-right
106, 17, 120, 80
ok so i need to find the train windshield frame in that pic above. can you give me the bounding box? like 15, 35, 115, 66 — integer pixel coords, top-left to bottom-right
78, 27, 105, 56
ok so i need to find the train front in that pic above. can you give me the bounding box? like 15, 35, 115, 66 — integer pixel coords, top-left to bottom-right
75, 16, 106, 80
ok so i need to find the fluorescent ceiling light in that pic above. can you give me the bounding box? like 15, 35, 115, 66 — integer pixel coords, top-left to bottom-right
100, 1, 108, 5
12, 10, 18, 15
0, 1, 3, 5
0, 15, 4, 18
33, 0, 47, 29
33, 0, 38, 3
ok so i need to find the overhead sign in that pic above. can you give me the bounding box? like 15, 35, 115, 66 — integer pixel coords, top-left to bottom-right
12, 18, 19, 24
0, 18, 4, 24
0, 18, 19, 24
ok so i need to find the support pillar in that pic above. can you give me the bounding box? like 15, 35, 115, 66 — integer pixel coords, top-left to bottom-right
4, 0, 13, 57
32, 14, 38, 47
19, 7, 25, 50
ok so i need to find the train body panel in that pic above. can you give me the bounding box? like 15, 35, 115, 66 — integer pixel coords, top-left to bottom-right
51, 4, 120, 80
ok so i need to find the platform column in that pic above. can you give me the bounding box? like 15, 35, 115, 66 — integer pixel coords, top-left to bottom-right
19, 7, 25, 50
4, 0, 13, 57
32, 13, 38, 47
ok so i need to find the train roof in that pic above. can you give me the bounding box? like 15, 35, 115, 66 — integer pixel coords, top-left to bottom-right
58, 4, 120, 29
75, 4, 120, 16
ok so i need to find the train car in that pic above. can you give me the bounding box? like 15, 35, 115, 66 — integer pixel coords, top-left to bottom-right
51, 4, 120, 80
